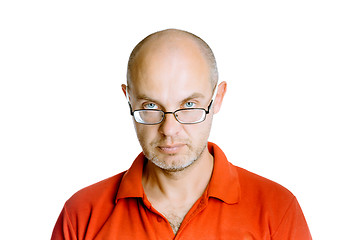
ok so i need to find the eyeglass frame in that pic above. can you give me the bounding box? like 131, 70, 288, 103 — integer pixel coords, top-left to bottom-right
126, 85, 218, 125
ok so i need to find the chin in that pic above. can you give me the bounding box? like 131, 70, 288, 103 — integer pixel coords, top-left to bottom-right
141, 138, 208, 171
151, 153, 197, 172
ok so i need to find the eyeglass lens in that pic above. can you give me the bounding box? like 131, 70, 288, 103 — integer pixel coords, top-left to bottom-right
134, 109, 206, 124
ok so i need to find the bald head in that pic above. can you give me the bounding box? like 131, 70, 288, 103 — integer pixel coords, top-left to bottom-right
126, 29, 218, 90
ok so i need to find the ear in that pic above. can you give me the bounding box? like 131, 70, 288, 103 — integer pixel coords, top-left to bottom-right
213, 81, 227, 114
121, 84, 128, 101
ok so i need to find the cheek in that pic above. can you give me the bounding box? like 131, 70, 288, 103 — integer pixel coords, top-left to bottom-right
184, 118, 213, 141
135, 124, 158, 143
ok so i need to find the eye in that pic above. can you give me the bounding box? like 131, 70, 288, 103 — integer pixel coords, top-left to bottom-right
144, 103, 158, 109
184, 102, 196, 108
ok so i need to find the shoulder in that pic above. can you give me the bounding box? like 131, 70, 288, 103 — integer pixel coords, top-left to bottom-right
229, 164, 311, 238
233, 164, 295, 205
65, 171, 126, 211
232, 165, 301, 229
52, 172, 129, 239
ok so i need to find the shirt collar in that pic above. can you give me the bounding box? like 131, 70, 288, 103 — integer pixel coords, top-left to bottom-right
115, 153, 145, 201
206, 142, 241, 204
116, 142, 241, 204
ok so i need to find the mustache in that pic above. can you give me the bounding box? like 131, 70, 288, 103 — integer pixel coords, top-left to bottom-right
150, 138, 190, 146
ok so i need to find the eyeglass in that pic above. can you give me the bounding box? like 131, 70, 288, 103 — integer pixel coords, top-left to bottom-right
127, 86, 218, 125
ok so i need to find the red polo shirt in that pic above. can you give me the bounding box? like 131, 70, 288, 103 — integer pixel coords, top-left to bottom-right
51, 142, 311, 239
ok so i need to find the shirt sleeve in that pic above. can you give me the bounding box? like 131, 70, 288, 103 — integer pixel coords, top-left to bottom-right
51, 205, 77, 240
271, 197, 312, 240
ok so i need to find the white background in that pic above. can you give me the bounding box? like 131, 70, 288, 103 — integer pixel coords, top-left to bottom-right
1, 0, 359, 239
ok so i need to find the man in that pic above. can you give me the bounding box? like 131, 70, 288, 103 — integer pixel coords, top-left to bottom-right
51, 29, 311, 239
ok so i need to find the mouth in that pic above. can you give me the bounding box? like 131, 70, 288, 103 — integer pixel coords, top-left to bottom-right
157, 144, 186, 154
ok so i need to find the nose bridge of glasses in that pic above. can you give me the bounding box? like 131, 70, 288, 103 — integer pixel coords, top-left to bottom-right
162, 111, 180, 122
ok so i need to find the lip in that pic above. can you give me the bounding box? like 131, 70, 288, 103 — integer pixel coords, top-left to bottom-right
158, 144, 185, 154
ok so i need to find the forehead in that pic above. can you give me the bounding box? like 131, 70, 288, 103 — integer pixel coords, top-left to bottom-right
130, 36, 213, 102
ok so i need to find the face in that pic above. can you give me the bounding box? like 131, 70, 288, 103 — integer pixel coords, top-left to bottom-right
126, 37, 216, 172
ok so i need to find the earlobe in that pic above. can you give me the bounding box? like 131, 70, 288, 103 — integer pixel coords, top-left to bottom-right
214, 81, 227, 114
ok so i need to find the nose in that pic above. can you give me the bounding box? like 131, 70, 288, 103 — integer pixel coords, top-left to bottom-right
159, 112, 182, 137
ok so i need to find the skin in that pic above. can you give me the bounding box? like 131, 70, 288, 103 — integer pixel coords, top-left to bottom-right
121, 29, 227, 234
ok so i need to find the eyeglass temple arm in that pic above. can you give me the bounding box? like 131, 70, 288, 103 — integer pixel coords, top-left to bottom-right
126, 88, 134, 116
206, 84, 218, 113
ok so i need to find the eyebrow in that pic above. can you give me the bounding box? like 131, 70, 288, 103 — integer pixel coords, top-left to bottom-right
181, 93, 206, 103
135, 92, 206, 105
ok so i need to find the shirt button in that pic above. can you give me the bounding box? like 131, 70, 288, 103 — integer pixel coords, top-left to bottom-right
157, 216, 162, 222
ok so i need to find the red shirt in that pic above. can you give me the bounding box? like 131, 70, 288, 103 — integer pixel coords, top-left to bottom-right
51, 142, 311, 239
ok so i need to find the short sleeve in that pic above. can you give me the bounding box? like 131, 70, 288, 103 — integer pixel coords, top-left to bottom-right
272, 197, 312, 240
51, 205, 77, 240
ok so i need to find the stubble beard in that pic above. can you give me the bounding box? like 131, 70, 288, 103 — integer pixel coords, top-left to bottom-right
143, 141, 208, 173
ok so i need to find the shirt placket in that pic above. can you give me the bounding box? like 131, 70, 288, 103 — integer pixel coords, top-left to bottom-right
173, 195, 209, 240
142, 196, 175, 239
